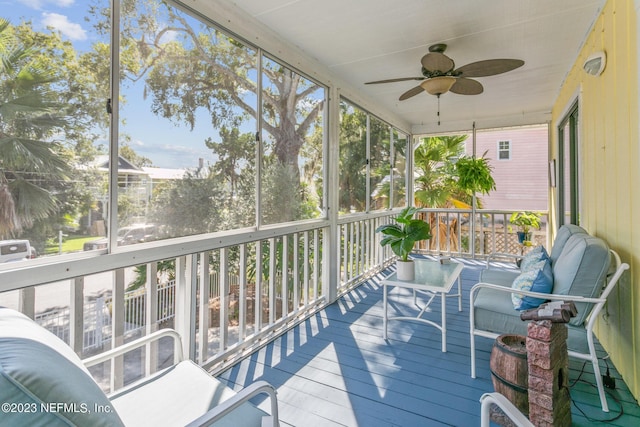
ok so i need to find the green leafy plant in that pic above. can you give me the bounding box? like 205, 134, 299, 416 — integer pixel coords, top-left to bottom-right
376, 206, 432, 262
455, 155, 496, 195
509, 211, 542, 234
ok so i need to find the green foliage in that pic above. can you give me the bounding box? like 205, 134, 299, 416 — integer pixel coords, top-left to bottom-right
413, 135, 468, 208
509, 211, 542, 233
0, 18, 71, 237
338, 102, 397, 213
120, 144, 152, 168
376, 207, 432, 262
338, 102, 368, 212
455, 155, 497, 195
128, 260, 175, 292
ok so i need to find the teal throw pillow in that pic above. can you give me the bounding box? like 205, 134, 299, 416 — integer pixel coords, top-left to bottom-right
520, 245, 549, 271
511, 259, 553, 310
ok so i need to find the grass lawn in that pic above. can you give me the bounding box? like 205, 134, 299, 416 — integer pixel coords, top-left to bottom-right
44, 235, 100, 255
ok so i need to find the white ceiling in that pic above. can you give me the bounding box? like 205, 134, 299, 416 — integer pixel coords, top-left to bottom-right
225, 0, 606, 134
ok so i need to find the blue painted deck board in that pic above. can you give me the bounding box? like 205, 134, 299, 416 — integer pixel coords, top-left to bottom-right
218, 259, 640, 426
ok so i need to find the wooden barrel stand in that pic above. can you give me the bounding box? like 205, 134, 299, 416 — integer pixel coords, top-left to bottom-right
490, 334, 529, 425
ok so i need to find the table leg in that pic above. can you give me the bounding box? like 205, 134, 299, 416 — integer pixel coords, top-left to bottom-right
383, 283, 388, 340
441, 291, 447, 352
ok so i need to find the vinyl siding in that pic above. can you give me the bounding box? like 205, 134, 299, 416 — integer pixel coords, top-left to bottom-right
552, 0, 639, 401
469, 125, 549, 211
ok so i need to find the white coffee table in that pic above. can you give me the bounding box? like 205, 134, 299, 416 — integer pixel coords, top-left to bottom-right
381, 258, 463, 352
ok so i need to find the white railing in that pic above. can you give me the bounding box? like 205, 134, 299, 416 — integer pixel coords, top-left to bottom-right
415, 208, 549, 259
1, 209, 546, 391
35, 281, 176, 351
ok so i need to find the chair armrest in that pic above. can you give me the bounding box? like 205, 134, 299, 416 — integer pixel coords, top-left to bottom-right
470, 282, 605, 305
83, 328, 183, 368
480, 392, 533, 427
185, 380, 279, 427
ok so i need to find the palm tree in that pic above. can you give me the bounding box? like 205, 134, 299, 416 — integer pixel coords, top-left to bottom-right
0, 18, 69, 238
414, 135, 469, 208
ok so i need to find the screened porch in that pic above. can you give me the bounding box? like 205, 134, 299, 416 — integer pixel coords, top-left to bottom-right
1, 0, 640, 425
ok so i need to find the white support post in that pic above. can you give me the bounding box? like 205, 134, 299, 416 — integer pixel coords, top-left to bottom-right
18, 287, 35, 319
111, 268, 125, 391
238, 245, 247, 340
268, 238, 276, 324
219, 248, 229, 350
303, 231, 310, 306
341, 224, 348, 283
198, 251, 210, 364
314, 229, 321, 300
70, 277, 84, 355
255, 242, 263, 330
145, 262, 158, 374
174, 255, 196, 361
293, 233, 299, 312
282, 234, 289, 318
351, 222, 356, 278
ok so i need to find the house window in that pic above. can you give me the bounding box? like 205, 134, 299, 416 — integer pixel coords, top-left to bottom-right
498, 140, 511, 160
557, 101, 580, 225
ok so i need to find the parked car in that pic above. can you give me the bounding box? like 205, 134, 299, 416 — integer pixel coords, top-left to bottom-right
83, 224, 159, 251
0, 240, 36, 263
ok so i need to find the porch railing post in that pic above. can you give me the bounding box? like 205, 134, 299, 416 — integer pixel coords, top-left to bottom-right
111, 268, 125, 391
70, 277, 84, 355
145, 262, 158, 374
198, 251, 210, 364
174, 255, 197, 361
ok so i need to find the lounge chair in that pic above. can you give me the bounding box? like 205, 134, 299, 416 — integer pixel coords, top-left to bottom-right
0, 306, 279, 426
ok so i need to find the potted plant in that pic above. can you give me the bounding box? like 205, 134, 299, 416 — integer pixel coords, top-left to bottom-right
376, 206, 432, 280
454, 155, 496, 196
509, 211, 542, 244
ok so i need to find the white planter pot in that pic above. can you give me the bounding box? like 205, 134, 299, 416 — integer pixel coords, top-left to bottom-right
396, 259, 415, 281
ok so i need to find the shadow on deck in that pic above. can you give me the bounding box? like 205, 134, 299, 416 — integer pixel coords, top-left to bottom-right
218, 258, 640, 426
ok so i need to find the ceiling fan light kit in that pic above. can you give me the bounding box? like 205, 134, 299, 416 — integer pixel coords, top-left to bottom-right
420, 76, 456, 95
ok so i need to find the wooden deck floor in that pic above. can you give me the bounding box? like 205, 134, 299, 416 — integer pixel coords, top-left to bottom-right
218, 258, 640, 426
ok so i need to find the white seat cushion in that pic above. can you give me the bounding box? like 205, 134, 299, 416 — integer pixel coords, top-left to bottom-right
110, 360, 267, 426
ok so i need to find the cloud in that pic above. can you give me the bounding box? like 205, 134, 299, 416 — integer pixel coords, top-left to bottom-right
41, 12, 87, 40
19, 0, 75, 9
127, 139, 213, 168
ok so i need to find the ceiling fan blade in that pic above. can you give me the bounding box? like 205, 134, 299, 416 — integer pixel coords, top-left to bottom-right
455, 59, 524, 77
399, 85, 425, 101
421, 52, 455, 73
450, 78, 483, 95
365, 77, 425, 85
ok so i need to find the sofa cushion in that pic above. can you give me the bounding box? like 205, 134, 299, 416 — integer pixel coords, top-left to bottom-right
474, 285, 527, 336
473, 287, 593, 353
520, 245, 549, 271
0, 307, 124, 427
549, 224, 587, 265
551, 234, 610, 326
110, 360, 267, 426
511, 260, 553, 310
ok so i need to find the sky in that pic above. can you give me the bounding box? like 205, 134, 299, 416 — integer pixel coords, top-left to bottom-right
3, 0, 227, 169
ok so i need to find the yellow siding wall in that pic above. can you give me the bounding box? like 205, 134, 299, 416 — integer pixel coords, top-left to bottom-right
552, 0, 639, 400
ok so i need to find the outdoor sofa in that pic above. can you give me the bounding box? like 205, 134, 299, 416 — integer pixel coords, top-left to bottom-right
470, 224, 629, 412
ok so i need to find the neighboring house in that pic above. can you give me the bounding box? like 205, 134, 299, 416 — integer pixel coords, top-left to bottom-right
466, 124, 548, 212
78, 156, 206, 230
142, 158, 209, 194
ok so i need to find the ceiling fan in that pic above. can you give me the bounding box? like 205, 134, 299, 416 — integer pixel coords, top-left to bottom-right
365, 43, 524, 101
